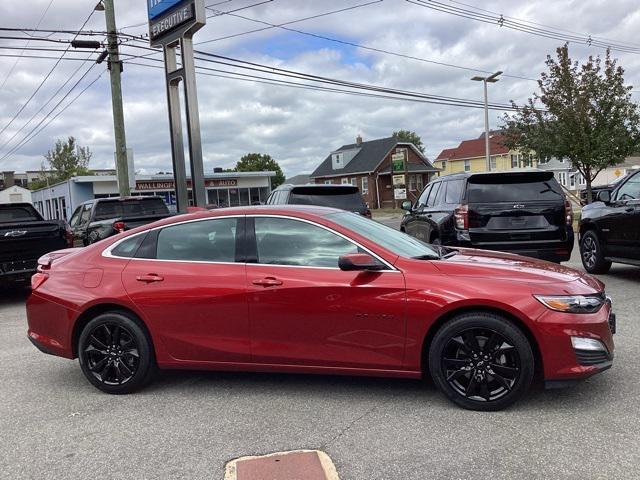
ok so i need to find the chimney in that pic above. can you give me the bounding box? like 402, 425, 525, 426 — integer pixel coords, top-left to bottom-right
356, 134, 363, 147
2, 171, 15, 188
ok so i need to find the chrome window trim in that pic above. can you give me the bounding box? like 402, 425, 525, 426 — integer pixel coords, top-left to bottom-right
101, 213, 398, 272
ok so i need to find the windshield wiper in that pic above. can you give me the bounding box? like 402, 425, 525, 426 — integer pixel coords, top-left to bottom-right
441, 250, 459, 259
411, 254, 439, 260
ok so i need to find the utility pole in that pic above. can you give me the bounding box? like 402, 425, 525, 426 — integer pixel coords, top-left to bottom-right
471, 71, 502, 172
101, 0, 130, 196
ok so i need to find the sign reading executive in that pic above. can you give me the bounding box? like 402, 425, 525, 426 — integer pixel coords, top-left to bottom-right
147, 0, 205, 46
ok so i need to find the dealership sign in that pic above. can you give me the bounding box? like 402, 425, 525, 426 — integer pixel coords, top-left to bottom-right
147, 0, 205, 47
136, 179, 238, 191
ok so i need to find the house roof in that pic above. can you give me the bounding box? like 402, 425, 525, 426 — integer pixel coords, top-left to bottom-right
310, 136, 437, 178
436, 134, 510, 162
285, 174, 310, 185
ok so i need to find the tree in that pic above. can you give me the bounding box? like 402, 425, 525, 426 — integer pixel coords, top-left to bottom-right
235, 153, 285, 188
29, 137, 93, 190
501, 45, 640, 202
392, 130, 425, 153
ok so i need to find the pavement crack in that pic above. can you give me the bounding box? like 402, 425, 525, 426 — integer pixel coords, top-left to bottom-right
321, 403, 379, 450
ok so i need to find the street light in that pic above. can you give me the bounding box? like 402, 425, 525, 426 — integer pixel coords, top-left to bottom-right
471, 71, 502, 171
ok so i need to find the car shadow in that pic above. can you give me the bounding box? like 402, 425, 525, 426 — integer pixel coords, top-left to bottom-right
0, 286, 30, 306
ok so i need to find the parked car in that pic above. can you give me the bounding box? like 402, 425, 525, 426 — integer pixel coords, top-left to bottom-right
266, 184, 371, 217
27, 205, 615, 411
400, 171, 574, 262
579, 174, 627, 205
0, 202, 72, 287
579, 169, 640, 273
69, 196, 172, 246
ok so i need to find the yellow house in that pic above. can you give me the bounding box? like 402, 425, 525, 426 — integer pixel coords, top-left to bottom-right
435, 133, 536, 175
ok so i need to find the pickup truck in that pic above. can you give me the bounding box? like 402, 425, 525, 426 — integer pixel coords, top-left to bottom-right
69, 196, 172, 246
0, 203, 72, 286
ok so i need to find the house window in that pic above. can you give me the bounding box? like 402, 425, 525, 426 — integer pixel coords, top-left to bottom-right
417, 175, 423, 192
558, 172, 567, 186
361, 177, 369, 194
341, 178, 350, 185
578, 173, 586, 186
523, 155, 532, 168
464, 160, 471, 172
45, 200, 52, 220
59, 197, 67, 220
409, 175, 417, 191
351, 177, 357, 186
441, 161, 446, 169
490, 157, 497, 170
570, 174, 576, 188
324, 180, 332, 185
511, 154, 519, 168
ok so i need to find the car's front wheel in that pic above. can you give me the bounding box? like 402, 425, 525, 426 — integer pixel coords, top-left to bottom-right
429, 312, 534, 411
78, 311, 156, 394
580, 230, 612, 274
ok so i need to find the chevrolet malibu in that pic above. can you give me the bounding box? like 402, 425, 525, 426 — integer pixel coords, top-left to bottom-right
26, 206, 615, 411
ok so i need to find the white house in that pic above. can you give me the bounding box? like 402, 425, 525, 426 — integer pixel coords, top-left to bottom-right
0, 185, 32, 204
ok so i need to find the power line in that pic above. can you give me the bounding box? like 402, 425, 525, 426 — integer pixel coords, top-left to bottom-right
0, 0, 55, 90
205, 0, 274, 19
0, 67, 105, 163
407, 0, 640, 54
207, 5, 536, 82
0, 6, 97, 138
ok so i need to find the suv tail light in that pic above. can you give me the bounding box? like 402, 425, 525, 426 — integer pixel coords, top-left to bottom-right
454, 204, 469, 229
113, 221, 126, 233
564, 198, 574, 226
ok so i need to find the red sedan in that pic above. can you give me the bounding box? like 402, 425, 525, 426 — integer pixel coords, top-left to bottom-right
26, 206, 615, 411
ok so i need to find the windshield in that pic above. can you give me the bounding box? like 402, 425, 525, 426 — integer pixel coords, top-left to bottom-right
289, 189, 366, 211
329, 212, 439, 259
94, 198, 168, 221
468, 177, 563, 203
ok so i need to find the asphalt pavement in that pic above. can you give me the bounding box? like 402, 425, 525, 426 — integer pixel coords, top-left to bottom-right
1, 221, 639, 479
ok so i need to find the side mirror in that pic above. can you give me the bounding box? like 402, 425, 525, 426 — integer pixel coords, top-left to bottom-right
338, 253, 386, 272
596, 190, 611, 203
401, 201, 413, 211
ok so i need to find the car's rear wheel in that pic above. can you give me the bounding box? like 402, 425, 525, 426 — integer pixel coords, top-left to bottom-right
580, 230, 612, 274
428, 312, 534, 411
78, 312, 155, 394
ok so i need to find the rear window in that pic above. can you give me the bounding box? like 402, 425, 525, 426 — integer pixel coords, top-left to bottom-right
94, 198, 169, 221
0, 206, 40, 223
289, 187, 366, 210
467, 174, 564, 203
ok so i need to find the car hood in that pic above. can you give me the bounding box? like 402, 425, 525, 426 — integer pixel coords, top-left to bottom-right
432, 247, 603, 290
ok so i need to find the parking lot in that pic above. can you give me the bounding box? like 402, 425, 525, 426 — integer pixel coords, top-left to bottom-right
1, 224, 639, 480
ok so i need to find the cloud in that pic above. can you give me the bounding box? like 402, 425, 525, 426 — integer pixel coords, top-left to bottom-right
0, 0, 639, 177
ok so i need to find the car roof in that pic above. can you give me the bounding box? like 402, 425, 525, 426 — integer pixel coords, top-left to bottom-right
274, 183, 359, 191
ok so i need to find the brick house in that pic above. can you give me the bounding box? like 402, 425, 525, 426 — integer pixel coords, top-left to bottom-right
310, 136, 439, 209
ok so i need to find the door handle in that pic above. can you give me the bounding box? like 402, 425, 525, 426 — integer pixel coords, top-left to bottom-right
252, 277, 283, 287
136, 274, 164, 283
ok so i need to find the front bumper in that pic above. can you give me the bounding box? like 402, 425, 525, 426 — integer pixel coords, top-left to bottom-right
537, 300, 615, 385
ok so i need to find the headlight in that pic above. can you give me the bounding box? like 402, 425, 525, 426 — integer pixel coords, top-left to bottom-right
534, 294, 605, 314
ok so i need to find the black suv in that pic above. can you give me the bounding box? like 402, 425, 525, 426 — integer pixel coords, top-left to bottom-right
579, 169, 640, 273
400, 171, 575, 262
266, 184, 371, 217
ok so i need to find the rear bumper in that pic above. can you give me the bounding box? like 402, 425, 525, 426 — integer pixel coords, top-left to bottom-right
454, 228, 574, 262
26, 292, 76, 359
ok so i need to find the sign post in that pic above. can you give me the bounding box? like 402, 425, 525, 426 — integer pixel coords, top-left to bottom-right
391, 148, 408, 208
148, 0, 207, 212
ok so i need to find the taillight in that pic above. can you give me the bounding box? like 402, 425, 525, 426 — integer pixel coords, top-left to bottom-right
113, 221, 125, 233
564, 198, 574, 226
454, 204, 469, 229
31, 272, 49, 290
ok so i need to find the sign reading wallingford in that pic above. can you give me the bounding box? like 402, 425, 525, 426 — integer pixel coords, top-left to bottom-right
136, 179, 238, 190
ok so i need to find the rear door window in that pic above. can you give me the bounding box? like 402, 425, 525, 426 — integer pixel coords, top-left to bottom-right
0, 206, 40, 222
615, 173, 640, 201
426, 183, 441, 207
467, 176, 563, 203
156, 218, 238, 262
417, 184, 432, 207
93, 198, 168, 221
445, 180, 465, 204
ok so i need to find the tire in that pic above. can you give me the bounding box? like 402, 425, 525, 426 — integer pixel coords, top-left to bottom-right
580, 230, 612, 274
78, 311, 156, 394
428, 312, 534, 411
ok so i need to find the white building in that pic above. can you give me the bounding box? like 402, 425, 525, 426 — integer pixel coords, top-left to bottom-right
0, 185, 32, 204
31, 171, 276, 221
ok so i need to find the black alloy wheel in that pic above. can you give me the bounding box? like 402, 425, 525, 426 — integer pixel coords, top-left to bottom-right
580, 230, 612, 274
441, 328, 520, 402
78, 312, 155, 394
429, 313, 534, 411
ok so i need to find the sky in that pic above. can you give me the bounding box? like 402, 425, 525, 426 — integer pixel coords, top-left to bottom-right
0, 0, 639, 178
